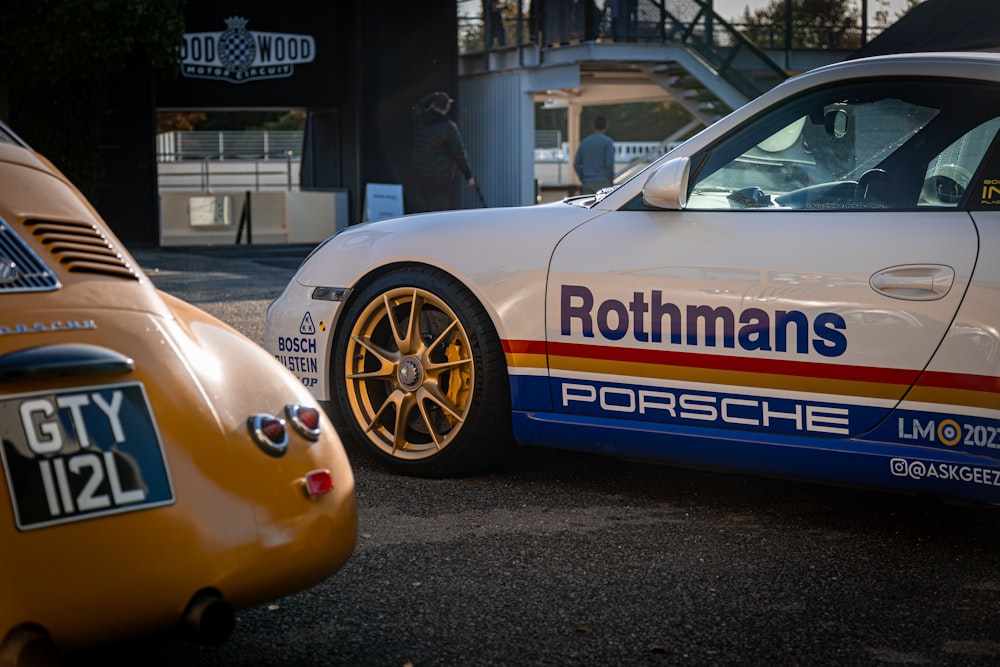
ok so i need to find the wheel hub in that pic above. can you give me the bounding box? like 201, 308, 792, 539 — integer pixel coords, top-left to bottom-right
397, 356, 424, 391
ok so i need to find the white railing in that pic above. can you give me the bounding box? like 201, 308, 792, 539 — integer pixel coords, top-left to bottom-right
156, 130, 304, 162
155, 131, 666, 192
534, 141, 664, 162
156, 131, 303, 192
157, 157, 300, 193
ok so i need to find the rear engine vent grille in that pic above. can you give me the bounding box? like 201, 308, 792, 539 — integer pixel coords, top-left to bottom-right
0, 218, 60, 293
24, 219, 139, 281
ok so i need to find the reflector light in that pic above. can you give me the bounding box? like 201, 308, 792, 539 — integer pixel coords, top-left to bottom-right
286, 403, 321, 440
248, 414, 288, 457
304, 469, 334, 496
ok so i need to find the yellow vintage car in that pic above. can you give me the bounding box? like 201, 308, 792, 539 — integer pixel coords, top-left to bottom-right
0, 122, 357, 664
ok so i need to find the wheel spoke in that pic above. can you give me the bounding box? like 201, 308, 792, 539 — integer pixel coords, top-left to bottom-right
385, 289, 425, 355
361, 388, 400, 434
426, 317, 459, 350
391, 392, 419, 453
405, 292, 427, 355
347, 334, 398, 380
425, 356, 472, 374
418, 385, 465, 424
414, 394, 448, 448
383, 292, 407, 350
360, 388, 414, 452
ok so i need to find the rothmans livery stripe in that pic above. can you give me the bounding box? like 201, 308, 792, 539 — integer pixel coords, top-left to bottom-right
502, 339, 1000, 410
910, 371, 1000, 411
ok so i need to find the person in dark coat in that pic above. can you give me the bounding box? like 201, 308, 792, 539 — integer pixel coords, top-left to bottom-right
410, 91, 475, 212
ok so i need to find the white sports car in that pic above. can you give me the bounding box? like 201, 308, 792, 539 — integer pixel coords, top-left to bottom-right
265, 52, 1000, 506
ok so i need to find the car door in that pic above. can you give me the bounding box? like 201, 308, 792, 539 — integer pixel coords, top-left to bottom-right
545, 77, 1000, 442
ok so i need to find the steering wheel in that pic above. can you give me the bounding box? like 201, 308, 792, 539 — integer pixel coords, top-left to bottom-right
854, 169, 905, 208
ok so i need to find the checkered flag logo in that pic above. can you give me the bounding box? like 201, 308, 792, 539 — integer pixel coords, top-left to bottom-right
179, 16, 314, 83
218, 16, 256, 75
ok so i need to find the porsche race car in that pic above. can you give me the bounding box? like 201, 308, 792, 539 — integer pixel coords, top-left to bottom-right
265, 51, 1000, 506
0, 122, 357, 663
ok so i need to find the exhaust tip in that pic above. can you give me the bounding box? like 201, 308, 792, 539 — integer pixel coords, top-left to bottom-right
0, 627, 59, 667
180, 591, 235, 646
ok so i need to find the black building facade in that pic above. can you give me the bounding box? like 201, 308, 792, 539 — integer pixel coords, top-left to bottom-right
101, 0, 457, 244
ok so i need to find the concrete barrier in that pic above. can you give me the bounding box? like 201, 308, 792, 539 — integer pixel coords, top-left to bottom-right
159, 190, 348, 246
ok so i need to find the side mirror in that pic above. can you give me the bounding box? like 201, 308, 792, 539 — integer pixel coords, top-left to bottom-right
642, 157, 691, 210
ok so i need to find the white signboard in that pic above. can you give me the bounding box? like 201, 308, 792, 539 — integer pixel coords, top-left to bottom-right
363, 183, 404, 222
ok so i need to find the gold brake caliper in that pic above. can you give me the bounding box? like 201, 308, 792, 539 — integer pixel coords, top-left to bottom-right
444, 336, 471, 426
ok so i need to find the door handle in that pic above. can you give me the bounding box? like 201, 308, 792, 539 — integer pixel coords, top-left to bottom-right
870, 265, 954, 300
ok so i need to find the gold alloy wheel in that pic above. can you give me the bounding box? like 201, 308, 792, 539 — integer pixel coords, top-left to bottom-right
344, 286, 474, 460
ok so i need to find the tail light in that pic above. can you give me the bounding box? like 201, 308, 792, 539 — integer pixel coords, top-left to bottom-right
303, 469, 334, 497
285, 403, 321, 440
248, 414, 288, 456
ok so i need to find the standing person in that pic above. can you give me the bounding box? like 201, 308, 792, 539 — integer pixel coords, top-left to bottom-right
410, 91, 475, 212
573, 115, 615, 194
486, 0, 507, 47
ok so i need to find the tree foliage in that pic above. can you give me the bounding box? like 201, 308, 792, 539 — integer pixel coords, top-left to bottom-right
738, 0, 863, 50
0, 0, 186, 197
0, 0, 185, 86
737, 0, 926, 51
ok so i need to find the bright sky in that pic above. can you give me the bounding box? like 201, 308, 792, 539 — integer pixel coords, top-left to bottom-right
710, 0, 920, 22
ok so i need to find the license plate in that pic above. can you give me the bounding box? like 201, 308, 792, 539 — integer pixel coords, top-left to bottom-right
1, 382, 174, 530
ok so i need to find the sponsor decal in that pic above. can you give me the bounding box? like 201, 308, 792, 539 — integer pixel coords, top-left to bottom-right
179, 16, 316, 84
276, 336, 316, 355
0, 320, 96, 336
299, 312, 316, 335
275, 334, 318, 387
558, 378, 851, 435
560, 284, 847, 357
897, 416, 1000, 450
890, 457, 1000, 487
981, 179, 1000, 206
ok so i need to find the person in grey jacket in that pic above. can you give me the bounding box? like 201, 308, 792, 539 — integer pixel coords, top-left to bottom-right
573, 115, 615, 194
410, 91, 475, 212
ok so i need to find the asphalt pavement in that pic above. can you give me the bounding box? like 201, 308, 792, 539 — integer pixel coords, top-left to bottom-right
66, 243, 1000, 667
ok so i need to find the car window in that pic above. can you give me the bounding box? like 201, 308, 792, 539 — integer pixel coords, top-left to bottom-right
686, 79, 1000, 211
920, 117, 1000, 207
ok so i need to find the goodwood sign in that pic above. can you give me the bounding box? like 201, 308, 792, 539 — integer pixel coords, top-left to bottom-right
178, 16, 316, 83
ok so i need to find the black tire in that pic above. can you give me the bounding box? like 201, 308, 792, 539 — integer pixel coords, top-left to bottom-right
328, 267, 512, 476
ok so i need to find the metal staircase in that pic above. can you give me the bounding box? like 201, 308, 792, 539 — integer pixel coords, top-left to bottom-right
651, 0, 789, 120
609, 1, 791, 177
458, 0, 799, 201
